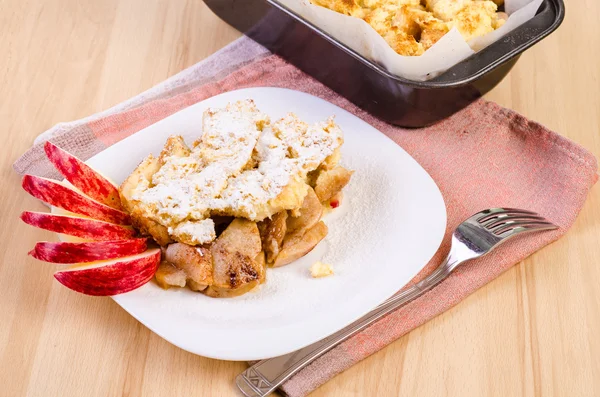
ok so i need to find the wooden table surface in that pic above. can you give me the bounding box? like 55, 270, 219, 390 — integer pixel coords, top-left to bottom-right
1, 0, 599, 396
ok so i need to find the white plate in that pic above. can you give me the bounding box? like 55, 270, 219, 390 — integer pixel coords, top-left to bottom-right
85, 87, 446, 361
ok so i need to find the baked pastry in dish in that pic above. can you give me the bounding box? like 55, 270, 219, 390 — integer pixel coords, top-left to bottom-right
119, 100, 352, 297
311, 0, 507, 56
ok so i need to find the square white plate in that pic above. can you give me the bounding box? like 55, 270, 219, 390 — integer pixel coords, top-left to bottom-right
85, 87, 446, 361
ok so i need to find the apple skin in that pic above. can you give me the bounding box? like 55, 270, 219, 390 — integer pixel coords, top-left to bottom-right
44, 142, 122, 210
21, 211, 136, 241
22, 175, 131, 225
30, 238, 148, 264
54, 248, 161, 296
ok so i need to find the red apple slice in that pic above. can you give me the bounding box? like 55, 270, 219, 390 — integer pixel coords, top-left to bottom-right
29, 238, 148, 264
44, 142, 122, 210
22, 175, 131, 225
54, 248, 160, 296
21, 211, 136, 241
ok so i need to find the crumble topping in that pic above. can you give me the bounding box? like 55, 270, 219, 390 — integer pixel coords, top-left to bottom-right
130, 99, 343, 244
310, 261, 334, 278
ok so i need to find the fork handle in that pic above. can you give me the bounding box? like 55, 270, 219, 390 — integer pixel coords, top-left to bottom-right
236, 261, 454, 397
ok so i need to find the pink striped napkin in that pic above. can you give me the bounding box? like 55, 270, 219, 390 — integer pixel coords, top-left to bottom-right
14, 37, 598, 397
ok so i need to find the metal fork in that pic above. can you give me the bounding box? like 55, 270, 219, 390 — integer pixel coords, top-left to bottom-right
236, 208, 558, 397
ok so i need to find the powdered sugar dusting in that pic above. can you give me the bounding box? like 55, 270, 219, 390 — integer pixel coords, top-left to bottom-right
171, 219, 216, 245
132, 153, 393, 323
130, 99, 343, 243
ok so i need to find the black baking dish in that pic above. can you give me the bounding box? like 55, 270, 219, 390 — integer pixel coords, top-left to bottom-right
204, 0, 565, 127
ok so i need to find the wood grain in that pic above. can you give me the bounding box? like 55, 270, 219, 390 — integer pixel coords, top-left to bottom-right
0, 0, 598, 396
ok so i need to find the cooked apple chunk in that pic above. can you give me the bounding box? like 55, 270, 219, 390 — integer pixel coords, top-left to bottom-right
274, 221, 328, 268
286, 187, 323, 242
155, 261, 187, 289
204, 252, 265, 298
165, 243, 213, 288
258, 211, 288, 264
155, 221, 266, 295
314, 166, 353, 202
205, 268, 264, 297
207, 219, 265, 295
187, 280, 209, 292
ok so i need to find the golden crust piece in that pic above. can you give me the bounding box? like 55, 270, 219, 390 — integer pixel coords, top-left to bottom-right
363, 4, 400, 36
420, 23, 450, 50
412, 8, 450, 50
393, 5, 426, 37
311, 0, 361, 15
450, 1, 498, 42
313, 0, 506, 55
320, 147, 342, 171
130, 206, 172, 246
384, 30, 424, 56
427, 0, 471, 21
120, 154, 172, 246
158, 135, 192, 165
120, 154, 160, 213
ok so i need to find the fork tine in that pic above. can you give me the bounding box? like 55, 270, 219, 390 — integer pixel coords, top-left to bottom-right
483, 214, 547, 228
494, 221, 558, 236
475, 208, 508, 222
476, 208, 540, 223
497, 224, 559, 239
500, 208, 539, 215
